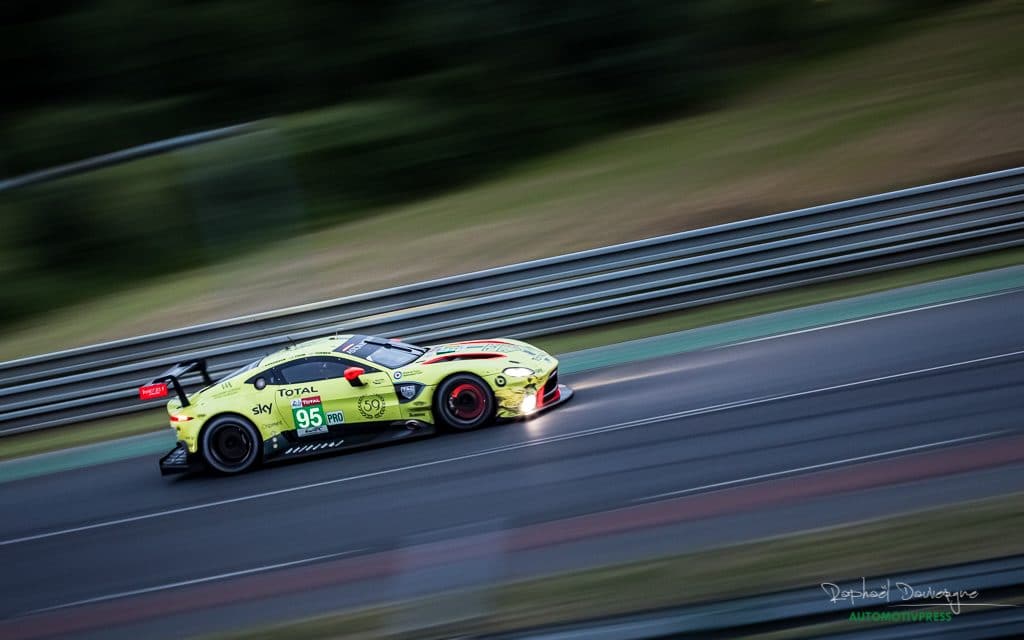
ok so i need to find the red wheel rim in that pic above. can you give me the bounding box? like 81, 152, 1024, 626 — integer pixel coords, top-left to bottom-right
448, 383, 486, 421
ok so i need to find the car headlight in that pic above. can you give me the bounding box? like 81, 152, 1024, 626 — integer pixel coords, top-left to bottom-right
503, 367, 535, 378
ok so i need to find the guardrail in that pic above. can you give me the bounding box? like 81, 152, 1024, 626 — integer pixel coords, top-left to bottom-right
2, 166, 1023, 435
483, 554, 1024, 640
0, 123, 256, 192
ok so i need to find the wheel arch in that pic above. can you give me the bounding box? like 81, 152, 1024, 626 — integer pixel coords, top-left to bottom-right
432, 371, 497, 430
197, 412, 266, 461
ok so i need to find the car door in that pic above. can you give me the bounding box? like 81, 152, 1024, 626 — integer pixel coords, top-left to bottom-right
270, 356, 400, 443
336, 365, 403, 427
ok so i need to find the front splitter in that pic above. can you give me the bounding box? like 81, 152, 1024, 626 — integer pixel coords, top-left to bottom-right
536, 383, 574, 413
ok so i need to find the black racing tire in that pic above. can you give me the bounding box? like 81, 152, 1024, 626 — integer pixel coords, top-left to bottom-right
201, 415, 261, 474
435, 374, 495, 431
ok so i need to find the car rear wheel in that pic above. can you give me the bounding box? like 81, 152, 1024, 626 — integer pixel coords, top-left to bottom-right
436, 374, 494, 431
201, 415, 261, 474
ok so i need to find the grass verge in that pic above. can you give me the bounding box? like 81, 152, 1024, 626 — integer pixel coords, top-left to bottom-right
3, 247, 1022, 462
0, 410, 166, 462
205, 492, 1024, 640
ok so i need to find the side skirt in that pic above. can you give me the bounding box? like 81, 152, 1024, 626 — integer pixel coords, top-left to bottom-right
262, 420, 436, 463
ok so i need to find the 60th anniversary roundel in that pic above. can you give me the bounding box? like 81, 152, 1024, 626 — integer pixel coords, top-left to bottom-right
358, 395, 387, 419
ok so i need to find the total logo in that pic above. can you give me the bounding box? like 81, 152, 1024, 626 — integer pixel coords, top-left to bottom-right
278, 386, 319, 397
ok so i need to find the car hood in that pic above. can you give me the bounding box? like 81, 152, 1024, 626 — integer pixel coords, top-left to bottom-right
419, 338, 557, 370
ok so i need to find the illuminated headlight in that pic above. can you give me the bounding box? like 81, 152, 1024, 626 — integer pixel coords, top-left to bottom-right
503, 367, 535, 378
520, 394, 537, 414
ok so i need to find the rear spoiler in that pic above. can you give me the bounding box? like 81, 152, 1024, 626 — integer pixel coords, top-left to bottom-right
138, 359, 212, 407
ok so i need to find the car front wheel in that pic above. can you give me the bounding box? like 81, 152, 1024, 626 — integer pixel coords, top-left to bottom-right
436, 374, 494, 431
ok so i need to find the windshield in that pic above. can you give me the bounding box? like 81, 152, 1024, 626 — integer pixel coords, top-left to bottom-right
335, 335, 426, 369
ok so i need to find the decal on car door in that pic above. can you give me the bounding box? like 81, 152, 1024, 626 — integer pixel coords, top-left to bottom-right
291, 396, 328, 437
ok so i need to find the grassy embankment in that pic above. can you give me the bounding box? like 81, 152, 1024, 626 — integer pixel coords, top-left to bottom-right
2, 0, 1023, 459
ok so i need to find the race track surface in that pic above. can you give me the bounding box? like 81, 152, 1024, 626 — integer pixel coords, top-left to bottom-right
1, 288, 1023, 639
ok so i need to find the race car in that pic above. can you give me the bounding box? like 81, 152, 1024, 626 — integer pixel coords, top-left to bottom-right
141, 334, 572, 475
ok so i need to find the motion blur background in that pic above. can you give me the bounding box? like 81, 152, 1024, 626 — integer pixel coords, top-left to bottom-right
3, 2, 1024, 639
5, 0, 1017, 355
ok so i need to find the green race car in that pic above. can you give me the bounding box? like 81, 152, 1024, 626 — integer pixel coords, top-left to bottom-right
141, 334, 572, 475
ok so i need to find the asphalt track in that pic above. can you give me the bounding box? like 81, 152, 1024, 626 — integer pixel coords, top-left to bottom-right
2, 287, 1024, 639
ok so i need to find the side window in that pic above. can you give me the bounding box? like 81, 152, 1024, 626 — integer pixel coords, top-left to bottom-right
276, 357, 375, 384
245, 368, 281, 386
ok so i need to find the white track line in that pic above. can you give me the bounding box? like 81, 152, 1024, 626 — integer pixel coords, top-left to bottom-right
636, 431, 1006, 503
477, 347, 1024, 455
718, 289, 1019, 350
29, 548, 363, 613
3, 348, 1023, 548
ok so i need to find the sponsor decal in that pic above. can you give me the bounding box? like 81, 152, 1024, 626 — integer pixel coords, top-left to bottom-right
326, 410, 345, 425
470, 344, 519, 354
291, 395, 328, 436
139, 383, 168, 400
357, 395, 387, 419
278, 385, 319, 397
337, 335, 369, 355
494, 375, 506, 387
393, 371, 403, 380
394, 381, 425, 404
251, 403, 273, 416
433, 343, 524, 357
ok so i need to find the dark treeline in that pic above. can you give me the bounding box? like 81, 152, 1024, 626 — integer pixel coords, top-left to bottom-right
0, 0, 956, 325
4, 1, 954, 173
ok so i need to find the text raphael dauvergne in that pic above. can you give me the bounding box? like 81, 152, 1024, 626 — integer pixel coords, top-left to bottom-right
820, 577, 1015, 615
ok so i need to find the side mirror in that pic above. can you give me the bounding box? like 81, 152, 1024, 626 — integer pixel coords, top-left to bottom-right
253, 377, 267, 390
344, 367, 365, 386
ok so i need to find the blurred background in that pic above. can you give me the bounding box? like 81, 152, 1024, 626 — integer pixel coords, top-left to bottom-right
2, 2, 1024, 639
5, 0, 1018, 357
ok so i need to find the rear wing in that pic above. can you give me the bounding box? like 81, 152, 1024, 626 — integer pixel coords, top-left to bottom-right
138, 359, 212, 407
